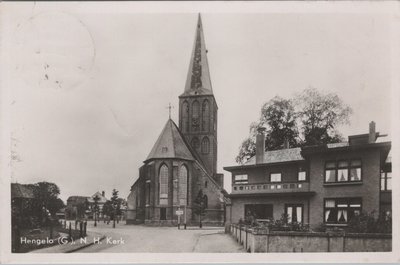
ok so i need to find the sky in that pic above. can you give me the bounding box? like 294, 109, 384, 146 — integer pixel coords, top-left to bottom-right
1, 2, 396, 201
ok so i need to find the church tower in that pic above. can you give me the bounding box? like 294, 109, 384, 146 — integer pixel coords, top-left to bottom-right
179, 14, 218, 178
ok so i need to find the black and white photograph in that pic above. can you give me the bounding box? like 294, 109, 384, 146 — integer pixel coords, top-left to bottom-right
0, 1, 399, 263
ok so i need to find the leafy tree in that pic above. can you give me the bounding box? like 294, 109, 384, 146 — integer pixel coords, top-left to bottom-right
110, 189, 121, 227
236, 97, 299, 163
29, 182, 65, 223
295, 88, 351, 146
102, 200, 114, 218
236, 89, 352, 164
193, 189, 207, 228
92, 195, 100, 226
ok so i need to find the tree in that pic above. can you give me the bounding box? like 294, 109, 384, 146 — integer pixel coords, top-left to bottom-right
92, 195, 100, 227
236, 89, 352, 164
295, 88, 352, 146
102, 200, 114, 220
193, 190, 207, 228
110, 189, 121, 228
236, 97, 299, 163
30, 182, 64, 224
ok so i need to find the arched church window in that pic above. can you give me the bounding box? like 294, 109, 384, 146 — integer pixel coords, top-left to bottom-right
201, 137, 210, 154
202, 100, 210, 131
191, 137, 200, 150
179, 165, 188, 206
203, 195, 208, 209
192, 101, 200, 131
182, 101, 189, 133
159, 164, 169, 205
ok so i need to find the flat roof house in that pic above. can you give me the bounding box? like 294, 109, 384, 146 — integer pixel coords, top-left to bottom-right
224, 122, 392, 228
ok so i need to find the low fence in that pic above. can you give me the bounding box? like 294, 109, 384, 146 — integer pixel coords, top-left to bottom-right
229, 224, 392, 253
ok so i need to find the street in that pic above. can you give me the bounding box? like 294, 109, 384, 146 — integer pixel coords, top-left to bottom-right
76, 221, 244, 253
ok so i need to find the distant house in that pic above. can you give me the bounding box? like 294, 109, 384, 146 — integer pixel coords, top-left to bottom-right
66, 196, 89, 220
87, 191, 108, 218
224, 122, 392, 229
11, 183, 37, 228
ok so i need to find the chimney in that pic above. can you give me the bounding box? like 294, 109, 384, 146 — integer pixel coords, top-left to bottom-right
256, 127, 266, 164
283, 138, 290, 149
102, 191, 105, 197
369, 121, 376, 143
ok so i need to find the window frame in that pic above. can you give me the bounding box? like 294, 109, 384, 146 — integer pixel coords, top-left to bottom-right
324, 159, 362, 184
380, 171, 392, 191
323, 197, 362, 225
298, 169, 307, 182
285, 204, 304, 223
159, 164, 169, 205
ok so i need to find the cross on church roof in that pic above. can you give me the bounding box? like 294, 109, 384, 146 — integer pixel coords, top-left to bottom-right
166, 103, 174, 119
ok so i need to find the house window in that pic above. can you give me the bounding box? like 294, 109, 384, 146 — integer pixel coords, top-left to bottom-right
234, 174, 248, 184
270, 173, 281, 183
285, 204, 303, 223
298, 170, 306, 181
325, 159, 362, 183
159, 164, 169, 205
324, 198, 361, 224
325, 162, 336, 182
381, 171, 392, 191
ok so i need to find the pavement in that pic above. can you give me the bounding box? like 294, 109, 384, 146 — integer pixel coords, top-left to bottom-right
74, 221, 244, 253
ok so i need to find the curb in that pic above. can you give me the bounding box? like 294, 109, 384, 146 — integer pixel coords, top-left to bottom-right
65, 235, 106, 253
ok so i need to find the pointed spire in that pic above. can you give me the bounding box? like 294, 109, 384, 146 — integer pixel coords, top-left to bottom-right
182, 13, 213, 96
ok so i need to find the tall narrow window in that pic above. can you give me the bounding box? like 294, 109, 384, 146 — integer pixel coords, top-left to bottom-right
159, 164, 169, 205
179, 165, 188, 206
182, 101, 189, 133
192, 101, 200, 131
202, 100, 210, 131
191, 137, 200, 150
337, 161, 349, 182
325, 162, 336, 182
381, 171, 392, 191
201, 137, 210, 154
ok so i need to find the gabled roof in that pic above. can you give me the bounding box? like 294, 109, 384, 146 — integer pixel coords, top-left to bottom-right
67, 196, 89, 204
11, 183, 35, 199
87, 191, 108, 203
243, 147, 304, 166
180, 14, 213, 97
145, 119, 196, 162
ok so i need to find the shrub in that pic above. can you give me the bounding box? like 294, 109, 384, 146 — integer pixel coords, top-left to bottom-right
347, 211, 391, 234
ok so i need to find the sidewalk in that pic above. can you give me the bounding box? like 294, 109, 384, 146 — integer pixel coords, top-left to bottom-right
30, 231, 105, 253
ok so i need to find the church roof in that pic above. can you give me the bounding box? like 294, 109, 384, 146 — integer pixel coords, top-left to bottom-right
180, 14, 213, 97
145, 119, 196, 162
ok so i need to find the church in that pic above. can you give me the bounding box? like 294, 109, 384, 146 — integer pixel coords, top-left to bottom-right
126, 15, 227, 226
